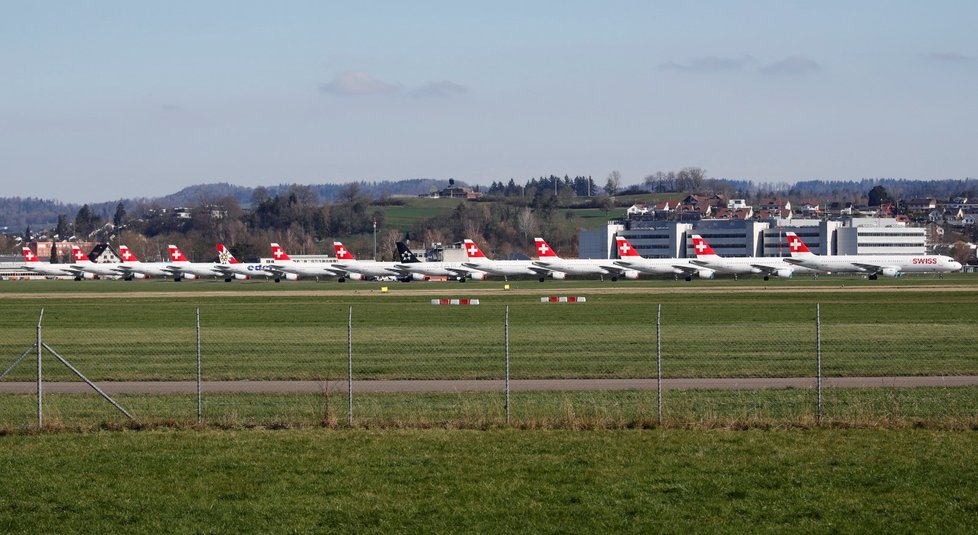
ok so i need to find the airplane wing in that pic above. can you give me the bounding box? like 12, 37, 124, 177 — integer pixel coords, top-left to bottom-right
748, 263, 782, 275
671, 263, 701, 275
850, 262, 886, 274
783, 258, 806, 266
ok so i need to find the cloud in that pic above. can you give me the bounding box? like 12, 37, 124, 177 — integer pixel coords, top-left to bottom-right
923, 52, 975, 63
760, 56, 821, 76
658, 56, 756, 73
320, 71, 401, 96
159, 104, 182, 112
410, 80, 469, 98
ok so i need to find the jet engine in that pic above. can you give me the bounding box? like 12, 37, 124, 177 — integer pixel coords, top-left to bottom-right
880, 267, 902, 278
77, 272, 96, 280
776, 269, 794, 279
467, 272, 488, 281
698, 269, 715, 279
131, 273, 148, 280
347, 273, 365, 281
412, 273, 429, 281
183, 274, 198, 280
623, 270, 640, 280
550, 272, 567, 280
234, 273, 250, 280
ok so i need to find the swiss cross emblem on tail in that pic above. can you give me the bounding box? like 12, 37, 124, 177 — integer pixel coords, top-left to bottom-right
71, 246, 90, 262
21, 247, 39, 262
785, 232, 812, 255
534, 238, 558, 258
615, 236, 641, 257
118, 246, 139, 262
270, 243, 291, 261
168, 245, 189, 262
690, 235, 717, 257
463, 239, 487, 258
333, 242, 355, 260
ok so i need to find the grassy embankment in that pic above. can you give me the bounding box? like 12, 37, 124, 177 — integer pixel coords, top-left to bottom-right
1, 428, 976, 533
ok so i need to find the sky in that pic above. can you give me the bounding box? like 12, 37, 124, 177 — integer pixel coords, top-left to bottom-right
1, 1, 976, 203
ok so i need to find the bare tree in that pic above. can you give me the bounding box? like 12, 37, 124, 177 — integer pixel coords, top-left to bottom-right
604, 170, 622, 196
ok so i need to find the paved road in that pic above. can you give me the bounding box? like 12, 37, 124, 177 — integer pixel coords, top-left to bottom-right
2, 376, 977, 394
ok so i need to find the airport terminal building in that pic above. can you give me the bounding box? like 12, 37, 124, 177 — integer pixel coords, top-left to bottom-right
579, 218, 928, 259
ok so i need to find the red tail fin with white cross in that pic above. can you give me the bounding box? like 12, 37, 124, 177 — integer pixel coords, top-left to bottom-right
463, 239, 488, 260
785, 232, 814, 257
333, 242, 356, 260
21, 247, 40, 263
216, 244, 240, 264
534, 238, 559, 258
168, 245, 190, 263
70, 245, 92, 263
270, 243, 292, 262
615, 236, 641, 258
690, 235, 718, 257
118, 245, 140, 263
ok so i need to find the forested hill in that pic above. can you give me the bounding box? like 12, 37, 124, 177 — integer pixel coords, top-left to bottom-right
0, 179, 455, 230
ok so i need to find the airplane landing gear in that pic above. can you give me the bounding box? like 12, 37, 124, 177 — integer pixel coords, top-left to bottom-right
338, 277, 346, 283
763, 275, 770, 281
538, 277, 546, 282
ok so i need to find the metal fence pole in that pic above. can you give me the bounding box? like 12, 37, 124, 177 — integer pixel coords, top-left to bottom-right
347, 305, 353, 427
504, 305, 510, 425
656, 304, 662, 426
816, 303, 822, 422
196, 308, 202, 425
37, 308, 44, 430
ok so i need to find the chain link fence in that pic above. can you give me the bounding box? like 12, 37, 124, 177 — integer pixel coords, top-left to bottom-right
1, 301, 977, 430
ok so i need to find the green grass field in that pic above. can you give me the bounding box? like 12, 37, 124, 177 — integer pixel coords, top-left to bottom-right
2, 281, 977, 532
2, 428, 977, 532
1, 278, 977, 430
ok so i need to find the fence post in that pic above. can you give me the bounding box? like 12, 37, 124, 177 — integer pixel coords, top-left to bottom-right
816, 303, 822, 422
196, 308, 202, 425
505, 305, 510, 425
37, 308, 44, 430
347, 305, 353, 427
656, 303, 662, 426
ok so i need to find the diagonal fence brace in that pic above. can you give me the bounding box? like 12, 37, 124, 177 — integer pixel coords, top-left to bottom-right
0, 344, 37, 381
41, 343, 135, 421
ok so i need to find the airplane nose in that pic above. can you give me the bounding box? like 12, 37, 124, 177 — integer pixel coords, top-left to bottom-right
952, 261, 962, 271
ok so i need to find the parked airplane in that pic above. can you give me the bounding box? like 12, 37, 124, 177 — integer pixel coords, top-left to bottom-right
266, 243, 342, 282
532, 237, 640, 281
332, 242, 404, 282
66, 245, 132, 280
611, 236, 713, 280
689, 235, 816, 280
215, 244, 275, 282
784, 232, 962, 279
394, 242, 487, 282
460, 239, 558, 281
20, 246, 93, 279
114, 245, 216, 281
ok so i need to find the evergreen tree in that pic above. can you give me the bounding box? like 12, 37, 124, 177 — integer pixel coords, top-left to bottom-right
113, 202, 127, 228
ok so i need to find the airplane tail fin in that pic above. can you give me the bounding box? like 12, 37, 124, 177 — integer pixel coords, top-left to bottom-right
118, 245, 140, 263
534, 237, 559, 258
21, 247, 40, 263
615, 236, 642, 257
270, 243, 292, 262
690, 235, 718, 257
785, 232, 814, 256
168, 245, 190, 263
463, 239, 489, 262
70, 245, 92, 263
334, 242, 356, 260
396, 242, 420, 263
216, 243, 240, 264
